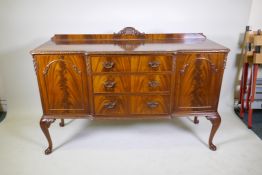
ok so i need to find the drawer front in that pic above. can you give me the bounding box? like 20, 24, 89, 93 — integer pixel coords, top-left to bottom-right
131, 55, 172, 72
130, 95, 170, 114
94, 95, 128, 115
91, 55, 130, 72
131, 74, 171, 93
93, 75, 130, 93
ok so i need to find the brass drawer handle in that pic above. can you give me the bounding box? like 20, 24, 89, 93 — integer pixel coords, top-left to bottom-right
104, 80, 116, 89
147, 101, 159, 108
148, 61, 160, 68
103, 61, 115, 69
104, 101, 117, 109
148, 80, 159, 88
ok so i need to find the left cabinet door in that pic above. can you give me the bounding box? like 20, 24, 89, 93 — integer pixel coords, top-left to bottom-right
34, 54, 89, 115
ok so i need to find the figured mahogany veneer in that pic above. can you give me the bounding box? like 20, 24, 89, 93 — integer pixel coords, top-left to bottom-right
131, 74, 171, 93
174, 53, 226, 113
91, 55, 130, 72
94, 95, 128, 115
31, 27, 229, 154
130, 95, 170, 115
93, 75, 130, 93
35, 54, 89, 115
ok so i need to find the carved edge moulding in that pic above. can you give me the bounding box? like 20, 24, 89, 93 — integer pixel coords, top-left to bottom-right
114, 27, 145, 36
114, 27, 146, 51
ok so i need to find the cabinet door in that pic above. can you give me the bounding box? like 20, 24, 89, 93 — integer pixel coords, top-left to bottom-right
35, 54, 89, 115
174, 53, 226, 113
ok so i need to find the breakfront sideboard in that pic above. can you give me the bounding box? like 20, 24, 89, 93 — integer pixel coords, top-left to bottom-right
31, 27, 229, 154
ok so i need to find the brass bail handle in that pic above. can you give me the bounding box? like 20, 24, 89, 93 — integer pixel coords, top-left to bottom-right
104, 101, 117, 109
103, 61, 115, 69
147, 101, 159, 108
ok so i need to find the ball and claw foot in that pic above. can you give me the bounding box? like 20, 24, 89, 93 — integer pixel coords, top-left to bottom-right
45, 147, 52, 155
209, 143, 217, 151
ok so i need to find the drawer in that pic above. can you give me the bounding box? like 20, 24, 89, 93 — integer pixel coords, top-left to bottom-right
94, 95, 128, 115
130, 95, 170, 114
93, 75, 130, 93
131, 74, 171, 93
131, 55, 172, 72
91, 55, 130, 72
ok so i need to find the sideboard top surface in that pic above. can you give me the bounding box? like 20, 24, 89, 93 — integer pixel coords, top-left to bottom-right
31, 28, 229, 54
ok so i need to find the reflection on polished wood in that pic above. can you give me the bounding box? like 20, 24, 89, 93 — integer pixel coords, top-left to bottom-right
31, 27, 229, 154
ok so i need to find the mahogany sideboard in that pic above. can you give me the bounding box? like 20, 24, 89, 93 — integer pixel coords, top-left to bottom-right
31, 27, 229, 154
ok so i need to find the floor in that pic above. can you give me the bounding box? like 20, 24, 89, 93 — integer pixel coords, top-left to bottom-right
0, 109, 261, 175
234, 108, 262, 139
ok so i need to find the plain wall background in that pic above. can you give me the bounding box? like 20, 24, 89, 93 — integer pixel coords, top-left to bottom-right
249, 0, 262, 29
0, 0, 254, 117
0, 75, 7, 111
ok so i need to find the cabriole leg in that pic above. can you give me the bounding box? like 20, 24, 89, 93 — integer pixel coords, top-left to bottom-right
40, 118, 56, 155
206, 113, 221, 151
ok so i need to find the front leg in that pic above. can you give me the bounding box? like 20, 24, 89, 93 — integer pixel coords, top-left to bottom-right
206, 113, 221, 151
59, 119, 65, 127
40, 118, 56, 155
194, 116, 199, 124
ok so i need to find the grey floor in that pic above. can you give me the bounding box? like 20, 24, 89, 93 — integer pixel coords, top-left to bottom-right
0, 109, 262, 175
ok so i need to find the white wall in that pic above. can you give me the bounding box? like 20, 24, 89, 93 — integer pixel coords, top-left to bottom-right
248, 0, 262, 29
0, 0, 252, 117
0, 75, 5, 99
0, 75, 7, 111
